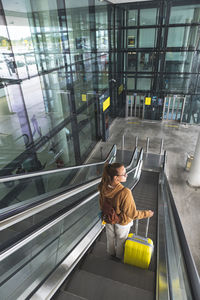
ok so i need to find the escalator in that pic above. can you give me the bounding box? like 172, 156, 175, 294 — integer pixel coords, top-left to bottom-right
0, 145, 140, 299
0, 147, 199, 300
0, 145, 121, 248
51, 153, 199, 300
54, 170, 158, 300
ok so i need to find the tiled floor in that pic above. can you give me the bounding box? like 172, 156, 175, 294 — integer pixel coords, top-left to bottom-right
87, 117, 200, 276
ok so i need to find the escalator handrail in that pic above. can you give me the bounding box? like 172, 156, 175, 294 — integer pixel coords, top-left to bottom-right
0, 146, 140, 232
127, 148, 143, 190
163, 172, 200, 300
0, 178, 101, 230
0, 145, 117, 183
163, 150, 167, 172
0, 147, 139, 229
127, 147, 143, 175
0, 191, 100, 261
0, 146, 142, 258
126, 147, 138, 171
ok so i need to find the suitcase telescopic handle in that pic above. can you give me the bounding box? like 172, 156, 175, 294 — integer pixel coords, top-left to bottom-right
135, 217, 150, 238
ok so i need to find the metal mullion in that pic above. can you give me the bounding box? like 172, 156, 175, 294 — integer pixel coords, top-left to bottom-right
124, 6, 128, 107
175, 98, 180, 121
137, 7, 140, 49
167, 23, 200, 28
171, 95, 176, 120
58, 0, 81, 164
125, 2, 160, 11
108, 4, 114, 116
170, 0, 200, 6
153, 2, 163, 93
135, 8, 140, 91
158, 1, 171, 96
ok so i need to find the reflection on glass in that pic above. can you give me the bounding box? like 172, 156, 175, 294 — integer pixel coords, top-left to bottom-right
0, 160, 101, 212
167, 26, 199, 48
163, 76, 190, 92
139, 28, 156, 48
98, 74, 109, 90
127, 77, 135, 89
197, 77, 200, 93
140, 8, 157, 25
96, 30, 108, 51
165, 52, 194, 73
127, 29, 137, 48
170, 5, 200, 24
137, 78, 151, 90
182, 96, 200, 124
78, 104, 96, 159
138, 52, 154, 72
127, 52, 137, 71
0, 197, 100, 299
96, 9, 108, 29
0, 86, 28, 171
127, 10, 137, 26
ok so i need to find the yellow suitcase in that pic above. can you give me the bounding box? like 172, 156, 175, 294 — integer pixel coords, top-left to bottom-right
124, 218, 154, 269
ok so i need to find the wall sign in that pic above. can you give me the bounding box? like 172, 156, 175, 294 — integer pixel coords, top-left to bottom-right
118, 84, 123, 95
145, 97, 151, 105
82, 94, 87, 101
128, 36, 135, 47
103, 97, 110, 112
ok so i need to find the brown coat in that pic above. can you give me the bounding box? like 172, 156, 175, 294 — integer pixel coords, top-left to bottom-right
99, 182, 151, 225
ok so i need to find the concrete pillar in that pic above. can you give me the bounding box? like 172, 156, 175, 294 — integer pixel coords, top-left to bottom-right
188, 132, 200, 187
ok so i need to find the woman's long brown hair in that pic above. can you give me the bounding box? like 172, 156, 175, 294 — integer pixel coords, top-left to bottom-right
98, 162, 124, 190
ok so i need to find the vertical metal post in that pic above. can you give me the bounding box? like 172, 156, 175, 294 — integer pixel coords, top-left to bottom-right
175, 98, 180, 120
146, 137, 149, 153
139, 95, 141, 118
145, 218, 150, 238
166, 96, 171, 120
134, 94, 137, 117
171, 95, 176, 120
125, 95, 129, 118
135, 219, 138, 235
160, 138, 164, 154
135, 136, 138, 147
142, 96, 145, 119
121, 134, 125, 161
162, 97, 166, 120
180, 96, 186, 123
130, 96, 133, 117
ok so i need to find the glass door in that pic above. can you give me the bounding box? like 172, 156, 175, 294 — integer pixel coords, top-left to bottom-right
126, 93, 145, 118
162, 95, 186, 122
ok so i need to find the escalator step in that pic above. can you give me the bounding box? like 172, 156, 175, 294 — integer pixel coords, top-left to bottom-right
80, 253, 155, 293
92, 234, 156, 272
97, 229, 106, 243
64, 269, 154, 300
53, 290, 87, 300
91, 240, 107, 257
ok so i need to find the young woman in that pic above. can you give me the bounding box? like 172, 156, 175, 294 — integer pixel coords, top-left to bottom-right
98, 162, 154, 260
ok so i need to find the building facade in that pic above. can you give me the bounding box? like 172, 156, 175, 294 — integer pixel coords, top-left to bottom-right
0, 0, 200, 176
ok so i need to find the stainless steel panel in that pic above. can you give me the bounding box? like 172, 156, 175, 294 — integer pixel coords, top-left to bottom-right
31, 221, 103, 300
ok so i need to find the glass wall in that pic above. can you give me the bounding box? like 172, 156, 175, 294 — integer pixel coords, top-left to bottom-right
1, 0, 200, 180
120, 0, 200, 123
0, 0, 109, 177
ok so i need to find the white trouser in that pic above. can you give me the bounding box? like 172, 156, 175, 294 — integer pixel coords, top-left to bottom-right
105, 221, 133, 259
